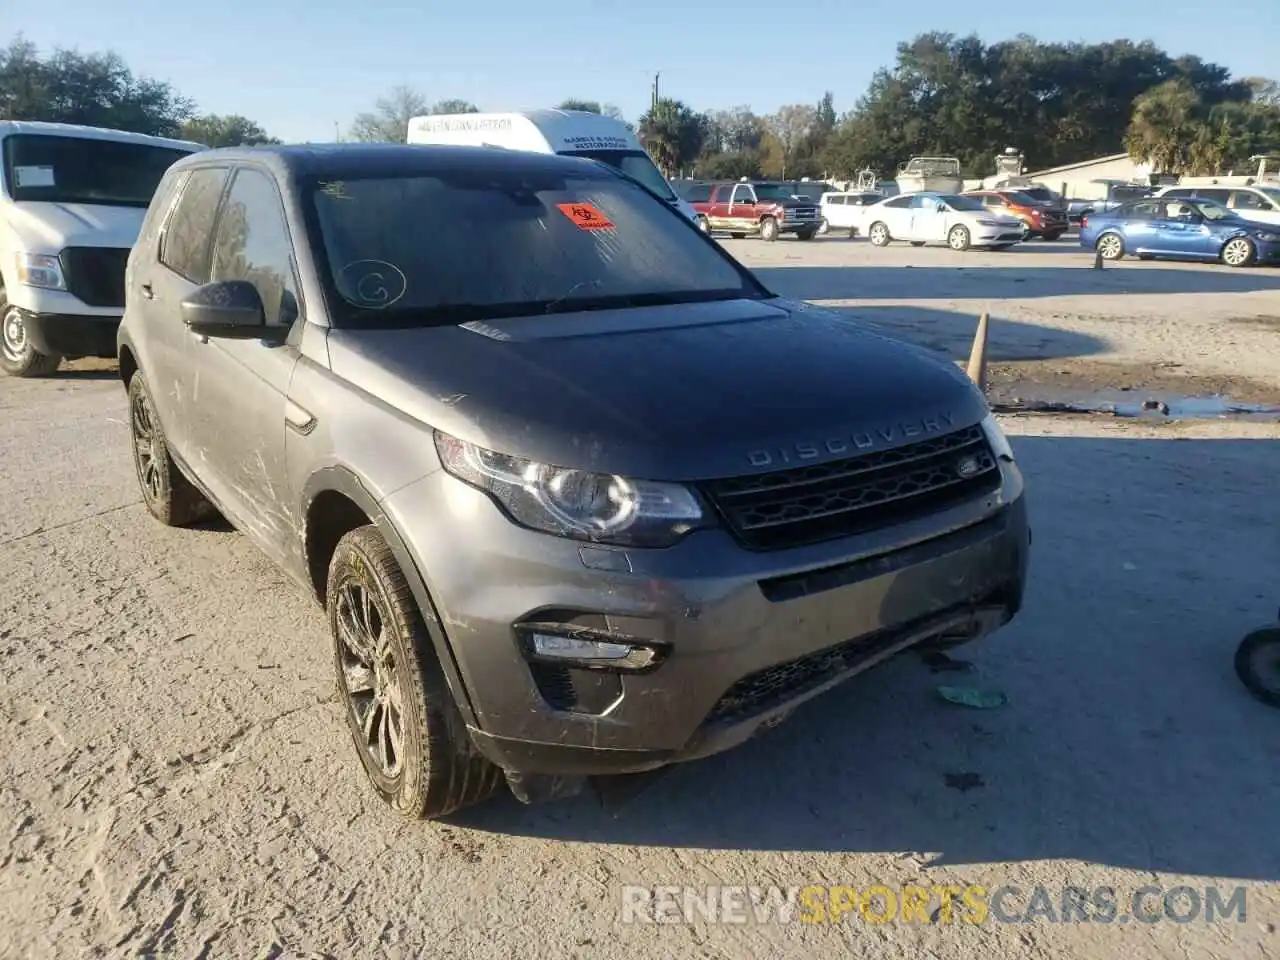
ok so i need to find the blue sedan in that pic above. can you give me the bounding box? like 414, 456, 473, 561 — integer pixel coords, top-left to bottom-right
1079, 197, 1280, 268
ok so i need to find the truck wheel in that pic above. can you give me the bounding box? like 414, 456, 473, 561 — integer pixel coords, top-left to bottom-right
795, 228, 816, 241
868, 222, 891, 247
759, 217, 779, 242
0, 292, 61, 378
328, 525, 504, 819
1221, 237, 1255, 268
947, 225, 971, 251
128, 373, 217, 526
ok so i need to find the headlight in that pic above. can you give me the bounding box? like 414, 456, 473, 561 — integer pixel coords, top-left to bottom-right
1254, 231, 1280, 243
435, 431, 708, 547
980, 413, 1015, 462
977, 218, 1003, 227
15, 252, 65, 290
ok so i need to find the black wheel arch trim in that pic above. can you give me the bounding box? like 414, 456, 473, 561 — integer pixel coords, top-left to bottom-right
301, 465, 480, 728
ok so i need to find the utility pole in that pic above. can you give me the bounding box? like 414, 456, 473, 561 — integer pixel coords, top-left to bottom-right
333, 120, 340, 143
651, 72, 660, 111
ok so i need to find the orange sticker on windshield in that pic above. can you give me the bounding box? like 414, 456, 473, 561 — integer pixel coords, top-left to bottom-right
557, 202, 615, 230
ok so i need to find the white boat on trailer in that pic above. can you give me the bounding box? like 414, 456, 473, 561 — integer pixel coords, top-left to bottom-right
895, 156, 963, 194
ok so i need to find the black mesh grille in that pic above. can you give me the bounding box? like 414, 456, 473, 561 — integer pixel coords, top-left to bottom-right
701, 425, 1000, 551
59, 247, 131, 308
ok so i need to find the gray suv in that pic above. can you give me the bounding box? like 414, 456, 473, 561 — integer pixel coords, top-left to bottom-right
118, 144, 1031, 819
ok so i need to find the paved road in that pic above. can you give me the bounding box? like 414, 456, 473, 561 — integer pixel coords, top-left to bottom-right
2, 339, 1278, 954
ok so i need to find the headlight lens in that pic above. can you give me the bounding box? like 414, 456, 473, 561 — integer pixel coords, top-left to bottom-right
980, 413, 1015, 462
15, 252, 65, 290
435, 431, 708, 547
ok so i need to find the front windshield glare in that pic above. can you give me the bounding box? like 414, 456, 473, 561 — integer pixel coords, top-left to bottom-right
2, 134, 192, 206
309, 171, 756, 326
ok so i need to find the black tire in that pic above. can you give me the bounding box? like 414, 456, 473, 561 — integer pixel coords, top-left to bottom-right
868, 221, 891, 247
910, 241, 926, 247
128, 373, 217, 527
1234, 627, 1280, 707
0, 290, 61, 377
759, 217, 779, 242
730, 232, 746, 239
328, 525, 504, 819
795, 228, 816, 241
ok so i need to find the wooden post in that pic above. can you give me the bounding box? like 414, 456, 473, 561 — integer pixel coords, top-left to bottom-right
967, 312, 989, 391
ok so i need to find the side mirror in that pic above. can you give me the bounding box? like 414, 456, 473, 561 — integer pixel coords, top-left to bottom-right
180, 280, 271, 340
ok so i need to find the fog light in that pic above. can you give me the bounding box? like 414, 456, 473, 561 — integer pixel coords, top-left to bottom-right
532, 633, 631, 661
518, 624, 667, 672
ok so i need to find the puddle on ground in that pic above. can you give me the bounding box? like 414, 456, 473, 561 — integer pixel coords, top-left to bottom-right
991, 387, 1280, 421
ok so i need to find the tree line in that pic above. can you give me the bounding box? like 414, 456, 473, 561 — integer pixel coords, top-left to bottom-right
4, 32, 1278, 181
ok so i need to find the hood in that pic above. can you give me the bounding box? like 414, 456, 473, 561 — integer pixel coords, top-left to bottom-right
325, 297, 987, 481
774, 197, 817, 209
5, 201, 145, 253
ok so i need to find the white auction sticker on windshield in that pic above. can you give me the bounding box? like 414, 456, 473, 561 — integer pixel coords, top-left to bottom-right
14, 165, 55, 188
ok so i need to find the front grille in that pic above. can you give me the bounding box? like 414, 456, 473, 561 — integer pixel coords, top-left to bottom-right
59, 247, 131, 308
701, 425, 1000, 551
786, 207, 820, 222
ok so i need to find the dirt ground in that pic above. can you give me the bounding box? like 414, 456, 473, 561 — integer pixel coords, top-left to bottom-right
2, 237, 1279, 959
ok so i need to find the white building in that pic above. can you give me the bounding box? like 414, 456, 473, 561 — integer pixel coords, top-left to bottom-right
1017, 153, 1154, 200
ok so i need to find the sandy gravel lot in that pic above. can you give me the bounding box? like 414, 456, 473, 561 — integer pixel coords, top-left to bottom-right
2, 240, 1278, 959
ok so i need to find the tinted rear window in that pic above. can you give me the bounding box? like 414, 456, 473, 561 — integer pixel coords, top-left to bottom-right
305, 167, 761, 328
2, 134, 194, 207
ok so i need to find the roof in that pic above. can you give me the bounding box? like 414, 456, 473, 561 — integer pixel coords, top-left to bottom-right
168, 142, 619, 180
407, 109, 639, 149
1025, 153, 1133, 178
0, 119, 203, 152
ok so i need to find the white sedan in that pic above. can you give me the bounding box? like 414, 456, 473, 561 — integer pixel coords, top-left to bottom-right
859, 192, 1026, 251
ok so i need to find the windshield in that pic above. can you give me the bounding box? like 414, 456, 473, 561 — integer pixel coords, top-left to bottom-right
1, 134, 193, 207
1020, 187, 1057, 202
940, 195, 986, 212
558, 149, 676, 202
306, 168, 763, 328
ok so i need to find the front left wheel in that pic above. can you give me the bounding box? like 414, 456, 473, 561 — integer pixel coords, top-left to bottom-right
947, 225, 971, 251
328, 525, 504, 819
0, 292, 61, 378
1234, 627, 1280, 707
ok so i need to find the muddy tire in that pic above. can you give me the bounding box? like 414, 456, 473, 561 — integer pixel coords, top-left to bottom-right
868, 222, 891, 247
947, 225, 971, 252
1096, 232, 1124, 260
128, 374, 217, 527
328, 525, 504, 819
0, 291, 61, 378
1234, 627, 1280, 708
759, 217, 779, 242
1221, 237, 1255, 268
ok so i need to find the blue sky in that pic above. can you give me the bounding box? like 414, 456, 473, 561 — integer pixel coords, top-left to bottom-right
15, 0, 1276, 143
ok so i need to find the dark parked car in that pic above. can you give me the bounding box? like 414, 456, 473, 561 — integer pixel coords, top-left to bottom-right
117, 144, 1030, 819
1079, 196, 1280, 267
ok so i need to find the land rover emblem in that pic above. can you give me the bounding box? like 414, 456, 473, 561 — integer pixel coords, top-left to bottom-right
955, 455, 982, 478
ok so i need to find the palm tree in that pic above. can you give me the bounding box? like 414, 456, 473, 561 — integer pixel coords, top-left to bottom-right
1125, 80, 1201, 174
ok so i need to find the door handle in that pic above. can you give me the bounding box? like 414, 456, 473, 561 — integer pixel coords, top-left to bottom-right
139, 283, 154, 300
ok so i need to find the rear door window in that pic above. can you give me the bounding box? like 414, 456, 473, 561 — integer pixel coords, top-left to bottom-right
159, 167, 230, 284
1230, 190, 1268, 211
1195, 188, 1230, 204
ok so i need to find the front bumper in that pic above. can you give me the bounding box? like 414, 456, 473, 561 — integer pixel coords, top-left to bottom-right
973, 227, 1026, 245
1253, 237, 1280, 265
19, 309, 120, 358
384, 458, 1030, 777
780, 218, 822, 233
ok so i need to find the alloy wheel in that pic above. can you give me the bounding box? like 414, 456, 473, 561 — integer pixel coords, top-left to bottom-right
1, 306, 27, 363
335, 579, 406, 779
130, 387, 163, 506
1222, 238, 1253, 267
1097, 234, 1123, 260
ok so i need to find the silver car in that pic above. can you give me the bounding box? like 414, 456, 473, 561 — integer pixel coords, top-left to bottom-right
118, 144, 1031, 819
